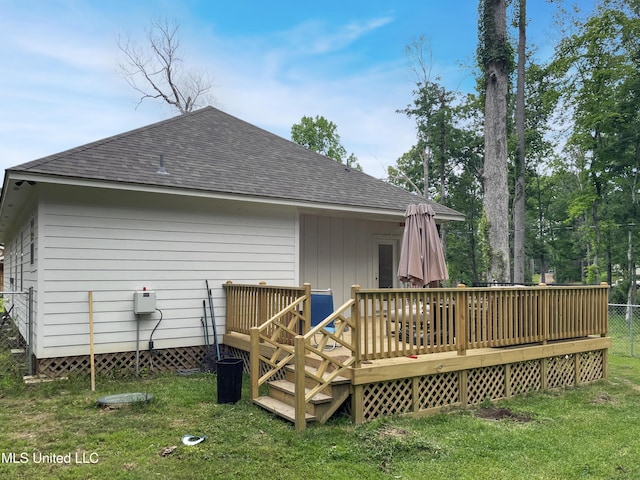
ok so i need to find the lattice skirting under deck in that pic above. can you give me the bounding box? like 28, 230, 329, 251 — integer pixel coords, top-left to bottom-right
360, 349, 606, 422
36, 346, 208, 377
36, 344, 286, 378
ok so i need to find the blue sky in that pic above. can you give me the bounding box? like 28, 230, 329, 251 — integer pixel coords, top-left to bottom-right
0, 0, 595, 178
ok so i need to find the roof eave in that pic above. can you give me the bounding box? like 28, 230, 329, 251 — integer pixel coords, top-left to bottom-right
3, 171, 465, 223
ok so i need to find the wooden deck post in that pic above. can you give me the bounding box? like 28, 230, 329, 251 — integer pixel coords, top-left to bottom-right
293, 335, 306, 431
459, 370, 468, 407
456, 284, 467, 356
352, 384, 364, 424
258, 281, 267, 325
539, 283, 548, 345
351, 285, 361, 368
249, 326, 260, 400
412, 377, 420, 413
600, 282, 609, 337
223, 281, 232, 334
540, 357, 548, 390
504, 364, 512, 398
302, 283, 311, 337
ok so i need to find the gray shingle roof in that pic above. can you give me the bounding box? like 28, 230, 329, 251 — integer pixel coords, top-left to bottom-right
10, 107, 463, 219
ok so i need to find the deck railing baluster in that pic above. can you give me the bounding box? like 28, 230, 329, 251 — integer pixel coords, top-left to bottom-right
345, 284, 608, 360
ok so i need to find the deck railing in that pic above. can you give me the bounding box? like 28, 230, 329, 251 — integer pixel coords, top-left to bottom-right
225, 281, 608, 430
354, 283, 609, 361
223, 281, 309, 341
293, 294, 357, 430
249, 291, 309, 395
225, 282, 609, 363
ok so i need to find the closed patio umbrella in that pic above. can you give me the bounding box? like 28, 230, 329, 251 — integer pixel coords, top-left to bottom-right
397, 203, 449, 287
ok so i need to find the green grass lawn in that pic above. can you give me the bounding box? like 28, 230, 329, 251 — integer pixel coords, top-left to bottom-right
1, 356, 639, 479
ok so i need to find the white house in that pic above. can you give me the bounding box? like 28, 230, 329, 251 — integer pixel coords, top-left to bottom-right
0, 107, 463, 376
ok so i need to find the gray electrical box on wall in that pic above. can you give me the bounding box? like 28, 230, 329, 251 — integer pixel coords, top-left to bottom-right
133, 290, 156, 314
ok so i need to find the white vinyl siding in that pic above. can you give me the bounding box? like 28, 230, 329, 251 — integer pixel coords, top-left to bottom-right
300, 214, 403, 306
38, 187, 297, 358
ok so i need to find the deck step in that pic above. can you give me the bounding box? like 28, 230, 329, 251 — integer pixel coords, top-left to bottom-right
286, 364, 351, 385
268, 379, 333, 404
253, 396, 316, 423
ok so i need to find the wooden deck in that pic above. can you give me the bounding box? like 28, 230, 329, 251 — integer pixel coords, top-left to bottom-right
222, 282, 611, 430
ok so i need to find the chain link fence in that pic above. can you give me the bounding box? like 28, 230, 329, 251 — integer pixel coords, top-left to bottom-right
609, 304, 640, 357
0, 291, 33, 386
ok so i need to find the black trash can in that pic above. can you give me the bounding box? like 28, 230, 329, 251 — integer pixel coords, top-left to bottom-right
216, 357, 243, 404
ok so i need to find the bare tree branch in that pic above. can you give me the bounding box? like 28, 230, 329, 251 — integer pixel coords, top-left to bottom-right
117, 19, 213, 114
404, 35, 434, 87
388, 168, 423, 197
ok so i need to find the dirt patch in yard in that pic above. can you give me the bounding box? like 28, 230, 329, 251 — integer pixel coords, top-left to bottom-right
377, 424, 410, 439
591, 391, 616, 405
475, 407, 533, 423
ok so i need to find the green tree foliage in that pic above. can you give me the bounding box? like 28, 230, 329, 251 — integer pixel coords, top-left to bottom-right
512, 62, 560, 282
387, 145, 427, 197
390, 82, 486, 284
398, 80, 459, 202
549, 0, 640, 288
388, 0, 639, 288
290, 115, 362, 170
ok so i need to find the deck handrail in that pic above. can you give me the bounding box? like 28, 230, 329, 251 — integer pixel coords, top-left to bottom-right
249, 284, 311, 400
353, 283, 609, 361
224, 281, 308, 337
292, 297, 358, 430
240, 282, 357, 431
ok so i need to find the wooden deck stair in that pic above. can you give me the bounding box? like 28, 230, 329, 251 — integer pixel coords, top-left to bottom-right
253, 359, 351, 426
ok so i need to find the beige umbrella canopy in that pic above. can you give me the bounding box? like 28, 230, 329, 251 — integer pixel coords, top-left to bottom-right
397, 203, 449, 287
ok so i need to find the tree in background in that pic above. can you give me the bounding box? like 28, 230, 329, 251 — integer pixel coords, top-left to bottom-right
389, 0, 639, 289
390, 82, 485, 284
550, 0, 640, 296
522, 62, 561, 283
394, 37, 462, 264
478, 0, 513, 283
291, 115, 362, 170
387, 145, 429, 197
117, 18, 214, 114
513, 0, 527, 283
443, 99, 486, 285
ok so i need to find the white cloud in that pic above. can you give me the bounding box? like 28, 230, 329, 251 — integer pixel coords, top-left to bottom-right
187, 15, 419, 177
279, 15, 394, 56
0, 5, 428, 177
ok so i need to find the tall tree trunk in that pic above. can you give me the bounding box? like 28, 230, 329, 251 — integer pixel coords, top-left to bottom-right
513, 0, 527, 283
422, 147, 430, 198
535, 173, 547, 281
482, 0, 511, 282
438, 90, 448, 267
591, 176, 602, 283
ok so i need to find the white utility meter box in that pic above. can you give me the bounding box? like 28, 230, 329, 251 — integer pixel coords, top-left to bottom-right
133, 290, 156, 314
